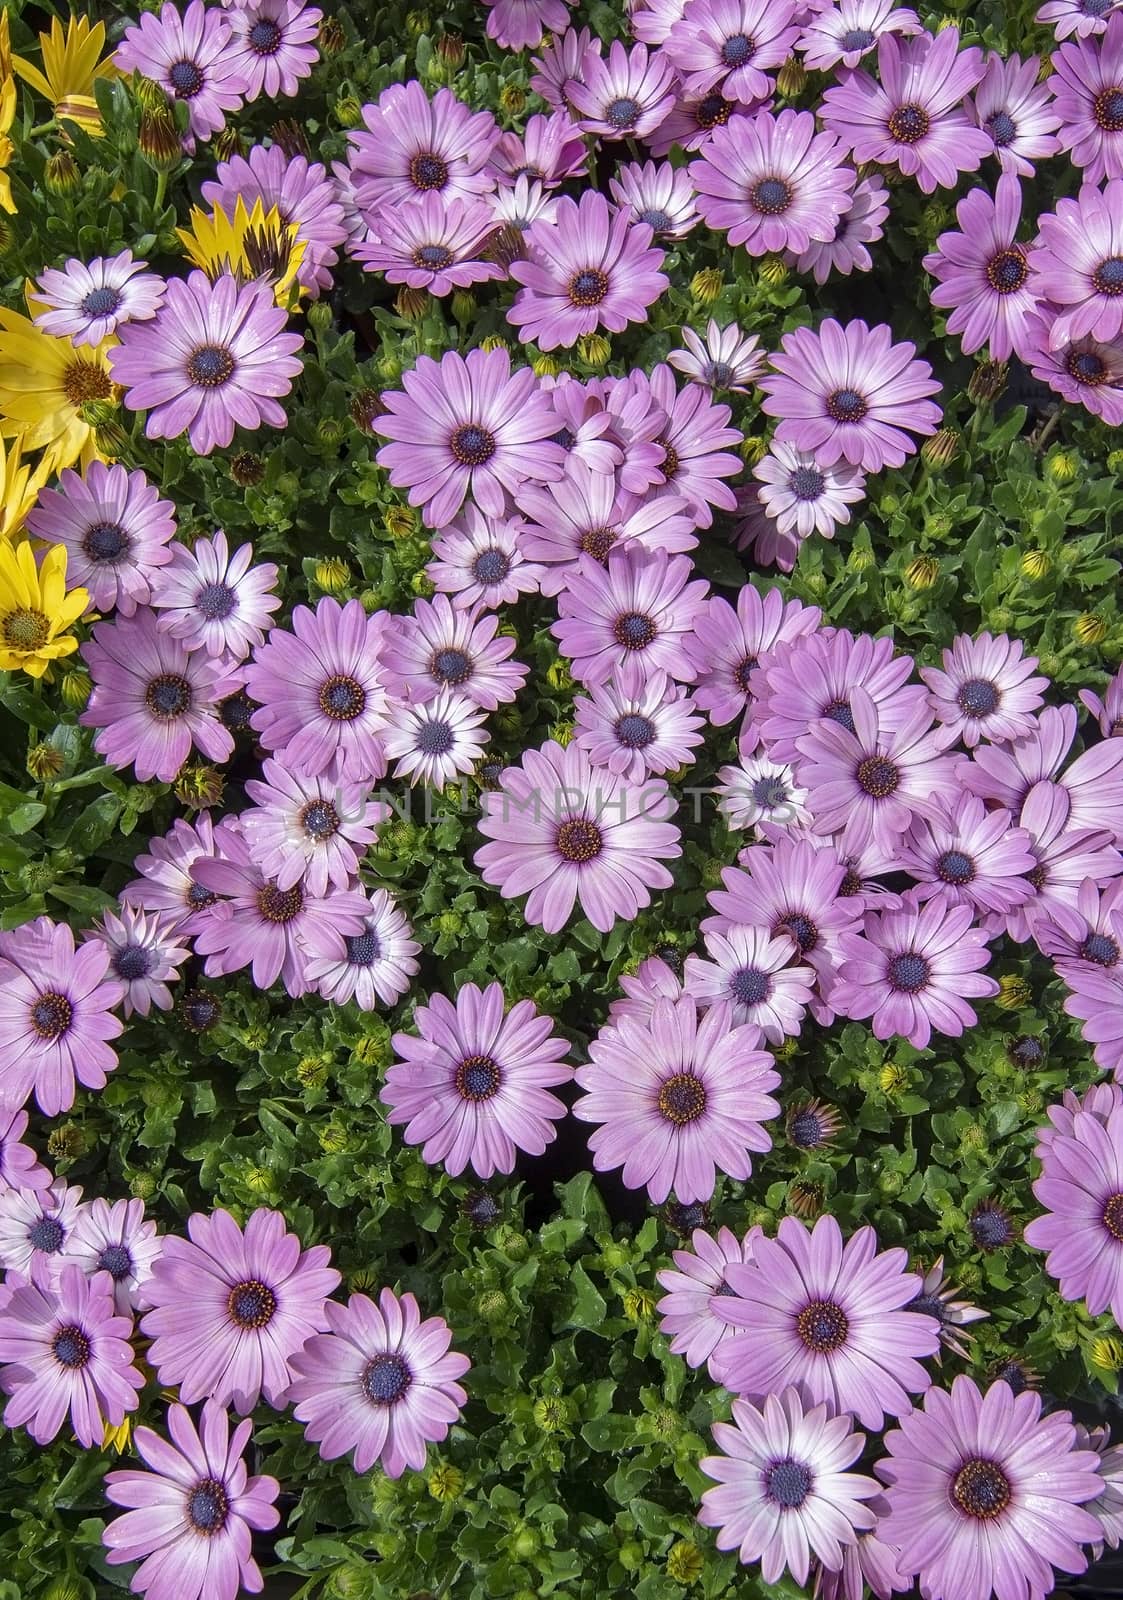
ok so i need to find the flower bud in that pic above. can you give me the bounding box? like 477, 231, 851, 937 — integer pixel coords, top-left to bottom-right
533, 352, 561, 379
499, 84, 526, 115
229, 449, 265, 485
314, 556, 350, 593
905, 555, 940, 590
1045, 449, 1078, 485
690, 268, 723, 304
60, 669, 91, 709
758, 254, 789, 287
179, 988, 222, 1033
271, 116, 310, 158
1075, 612, 1108, 645
46, 151, 79, 194
174, 763, 224, 810
776, 56, 806, 96
967, 359, 1007, 403
27, 741, 65, 781
318, 15, 346, 54
334, 94, 363, 127
350, 388, 385, 432
480, 333, 509, 352
130, 1171, 157, 1201
577, 332, 611, 366
1020, 549, 1051, 580
666, 1541, 704, 1585
996, 975, 1032, 1010
532, 1395, 569, 1431
213, 127, 243, 163
428, 1463, 464, 1501
308, 298, 333, 334
451, 289, 476, 323
922, 426, 960, 467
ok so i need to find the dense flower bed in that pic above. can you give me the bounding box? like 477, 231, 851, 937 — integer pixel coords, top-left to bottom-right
3, 0, 1123, 1597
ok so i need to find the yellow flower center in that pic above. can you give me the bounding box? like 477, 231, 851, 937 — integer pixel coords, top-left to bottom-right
2, 608, 50, 650
63, 359, 112, 407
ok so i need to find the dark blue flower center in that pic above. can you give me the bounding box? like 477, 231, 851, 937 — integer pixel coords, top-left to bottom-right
97, 1243, 134, 1280
765, 1456, 813, 1508
721, 32, 754, 66
827, 387, 868, 422
1084, 0, 1114, 11
226, 1278, 277, 1329
449, 424, 496, 466
182, 990, 220, 1030
187, 882, 217, 909
113, 943, 154, 981
432, 647, 472, 686
796, 1298, 849, 1352
196, 581, 237, 621
705, 360, 734, 387
472, 548, 510, 584
1009, 1034, 1044, 1067
169, 57, 204, 97
790, 466, 825, 500
992, 1359, 1030, 1396
986, 250, 1028, 294
552, 426, 577, 450
31, 992, 72, 1039
888, 952, 930, 993
970, 1205, 1013, 1248
187, 345, 234, 387
319, 674, 366, 720
986, 110, 1017, 147
615, 712, 655, 749
750, 775, 789, 808
300, 800, 339, 839
823, 698, 855, 732
697, 93, 732, 129
418, 717, 455, 756
28, 1216, 65, 1253
729, 966, 770, 1007
658, 1071, 707, 1124
1094, 256, 1123, 294
1103, 1192, 1123, 1240
81, 286, 122, 318
455, 1052, 501, 1100
778, 912, 817, 953
415, 243, 454, 270
52, 1325, 91, 1369
856, 755, 898, 798
1067, 349, 1109, 384
145, 673, 191, 719
1095, 87, 1123, 130
82, 520, 129, 562
733, 654, 757, 693
556, 818, 603, 862
909, 1291, 946, 1323
614, 611, 656, 650
606, 97, 640, 128
257, 884, 304, 923
937, 850, 975, 886
568, 267, 610, 306
789, 1109, 824, 1148
888, 103, 930, 143
410, 151, 449, 190
953, 1459, 1010, 1519
362, 1351, 412, 1404
248, 18, 282, 53
1082, 932, 1120, 966
187, 1478, 229, 1534
639, 207, 672, 233
956, 677, 1000, 717
840, 27, 875, 50
750, 178, 792, 215
345, 929, 381, 966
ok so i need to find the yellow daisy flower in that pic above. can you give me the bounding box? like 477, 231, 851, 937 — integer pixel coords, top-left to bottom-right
177, 197, 308, 309
0, 12, 16, 217
0, 432, 51, 542
0, 539, 88, 678
12, 16, 118, 137
0, 300, 114, 475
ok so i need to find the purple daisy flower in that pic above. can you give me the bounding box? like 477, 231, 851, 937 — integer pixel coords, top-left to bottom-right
790, 172, 890, 285
383, 981, 572, 1178
713, 1214, 938, 1427
607, 954, 684, 1029
383, 593, 527, 710
668, 319, 766, 392
753, 442, 866, 542
665, 0, 798, 104
26, 460, 177, 618
115, 0, 245, 147
699, 1386, 880, 1586
690, 110, 856, 256
33, 250, 164, 348
1040, 0, 1123, 39
567, 39, 676, 139
529, 25, 601, 112
287, 1288, 470, 1478
151, 529, 280, 662
1029, 180, 1123, 345
759, 318, 942, 472
908, 1255, 989, 1363
1026, 1103, 1123, 1319
656, 1224, 763, 1372
508, 191, 668, 351
122, 813, 242, 936
1051, 14, 1123, 182
0, 1265, 142, 1448
427, 506, 545, 608
754, 628, 924, 765
516, 467, 697, 597
898, 794, 1036, 918
1035, 1085, 1123, 1162
832, 890, 999, 1050
876, 1376, 1103, 1600
553, 546, 709, 688
685, 924, 815, 1041
81, 610, 237, 783
575, 997, 780, 1203
475, 739, 681, 933
1041, 876, 1123, 973
84, 905, 190, 1019
921, 630, 1049, 747
0, 918, 123, 1117
489, 174, 560, 232
141, 1207, 340, 1413
490, 111, 588, 187
608, 160, 699, 240
821, 26, 989, 191
1078, 1422, 1123, 1559
353, 194, 505, 296
961, 702, 1123, 841
811, 1500, 910, 1600
0, 1107, 51, 1197
303, 887, 420, 1010
110, 271, 304, 456
969, 51, 1064, 176
797, 0, 922, 71
1003, 782, 1123, 945
346, 83, 500, 211
1060, 963, 1123, 1080
483, 0, 571, 52
1081, 662, 1123, 735
540, 372, 626, 474
922, 176, 1037, 362
65, 1197, 162, 1316
638, 366, 744, 527
225, 0, 320, 101
104, 1400, 280, 1600
573, 662, 705, 782
797, 685, 961, 854
689, 583, 821, 737
245, 599, 394, 782
385, 688, 490, 788
0, 1180, 84, 1279
241, 758, 384, 895
630, 0, 691, 46
715, 754, 811, 833
202, 145, 348, 298
375, 347, 563, 529
1022, 307, 1123, 422
647, 88, 754, 156
190, 824, 370, 995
